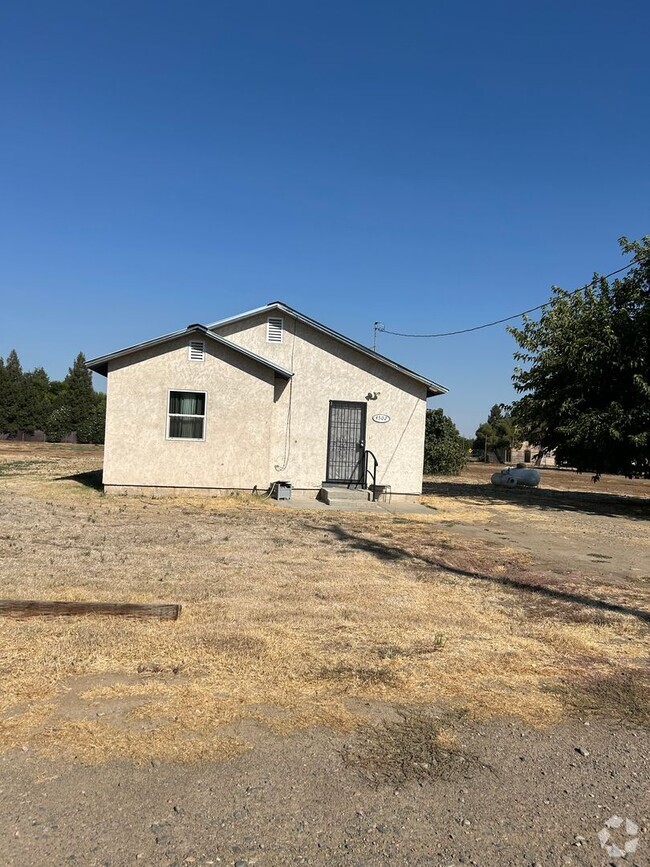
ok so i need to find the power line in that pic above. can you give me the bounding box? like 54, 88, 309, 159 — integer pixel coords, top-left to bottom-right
376, 261, 636, 339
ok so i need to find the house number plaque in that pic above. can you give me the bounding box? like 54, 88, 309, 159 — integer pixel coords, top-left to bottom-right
372, 414, 390, 423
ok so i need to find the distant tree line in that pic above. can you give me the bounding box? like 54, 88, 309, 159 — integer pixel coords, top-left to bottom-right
0, 350, 105, 444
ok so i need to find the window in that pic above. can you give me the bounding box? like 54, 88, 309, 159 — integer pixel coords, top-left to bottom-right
188, 340, 205, 361
167, 391, 206, 440
266, 316, 283, 343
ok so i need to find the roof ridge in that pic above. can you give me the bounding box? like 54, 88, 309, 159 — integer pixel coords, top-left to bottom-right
208, 303, 447, 396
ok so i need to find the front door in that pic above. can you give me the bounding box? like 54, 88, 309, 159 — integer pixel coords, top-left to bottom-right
326, 401, 367, 485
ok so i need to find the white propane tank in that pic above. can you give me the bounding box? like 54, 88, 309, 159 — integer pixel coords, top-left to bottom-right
491, 467, 541, 488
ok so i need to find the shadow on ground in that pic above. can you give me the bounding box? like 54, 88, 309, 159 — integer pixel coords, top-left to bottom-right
56, 470, 104, 491
422, 479, 649, 521
313, 523, 650, 626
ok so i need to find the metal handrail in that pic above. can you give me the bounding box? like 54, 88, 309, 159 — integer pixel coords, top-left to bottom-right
363, 449, 379, 500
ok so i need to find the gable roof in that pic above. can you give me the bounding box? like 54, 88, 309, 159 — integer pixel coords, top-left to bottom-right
86, 324, 294, 379
209, 301, 448, 396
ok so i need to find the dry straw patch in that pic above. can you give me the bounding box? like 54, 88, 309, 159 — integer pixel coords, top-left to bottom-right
0, 445, 648, 764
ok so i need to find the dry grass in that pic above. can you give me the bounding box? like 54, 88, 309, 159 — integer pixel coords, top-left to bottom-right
0, 443, 648, 765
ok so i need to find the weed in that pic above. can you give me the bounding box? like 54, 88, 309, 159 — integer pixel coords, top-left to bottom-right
319, 663, 401, 688
559, 670, 650, 727
342, 708, 476, 786
209, 634, 268, 657
377, 634, 447, 659
0, 460, 47, 476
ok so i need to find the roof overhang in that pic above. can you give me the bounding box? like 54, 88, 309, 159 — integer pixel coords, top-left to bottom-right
209, 302, 448, 396
86, 324, 294, 380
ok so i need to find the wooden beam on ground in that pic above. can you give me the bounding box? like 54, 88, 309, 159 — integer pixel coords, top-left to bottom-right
0, 600, 181, 621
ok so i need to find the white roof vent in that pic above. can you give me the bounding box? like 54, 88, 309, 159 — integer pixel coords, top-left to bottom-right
267, 316, 284, 343
189, 340, 205, 361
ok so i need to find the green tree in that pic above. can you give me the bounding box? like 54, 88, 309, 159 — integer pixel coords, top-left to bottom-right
508, 236, 650, 476
473, 404, 520, 461
0, 350, 105, 442
48, 379, 66, 401
423, 408, 467, 475
23, 367, 52, 432
0, 357, 8, 432
45, 378, 70, 442
46, 404, 73, 443
77, 392, 106, 444
64, 352, 95, 432
2, 349, 29, 434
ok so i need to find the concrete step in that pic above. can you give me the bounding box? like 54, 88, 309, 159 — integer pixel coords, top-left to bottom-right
318, 485, 370, 505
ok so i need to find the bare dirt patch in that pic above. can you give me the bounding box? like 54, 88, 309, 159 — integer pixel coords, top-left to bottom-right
422, 462, 650, 585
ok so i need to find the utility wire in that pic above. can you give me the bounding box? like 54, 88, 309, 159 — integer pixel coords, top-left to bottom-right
377, 261, 636, 339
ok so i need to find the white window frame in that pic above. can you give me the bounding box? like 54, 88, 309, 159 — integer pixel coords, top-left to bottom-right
166, 389, 207, 442
266, 316, 284, 343
188, 340, 205, 362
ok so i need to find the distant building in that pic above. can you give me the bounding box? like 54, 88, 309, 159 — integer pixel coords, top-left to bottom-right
507, 442, 556, 467
476, 442, 557, 466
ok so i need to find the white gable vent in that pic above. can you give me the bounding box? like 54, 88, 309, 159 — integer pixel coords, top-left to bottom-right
266, 316, 284, 343
188, 340, 205, 361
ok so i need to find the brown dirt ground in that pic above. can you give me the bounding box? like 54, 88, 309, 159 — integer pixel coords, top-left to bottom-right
422, 463, 649, 582
0, 444, 648, 866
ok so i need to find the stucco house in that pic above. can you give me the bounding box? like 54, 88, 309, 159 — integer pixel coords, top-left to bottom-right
87, 302, 447, 501
507, 442, 557, 468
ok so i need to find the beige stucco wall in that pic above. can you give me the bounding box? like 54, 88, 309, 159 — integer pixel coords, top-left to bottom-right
103, 336, 276, 489
215, 312, 429, 494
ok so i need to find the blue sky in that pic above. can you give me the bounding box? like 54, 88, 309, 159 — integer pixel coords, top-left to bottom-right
1, 1, 648, 436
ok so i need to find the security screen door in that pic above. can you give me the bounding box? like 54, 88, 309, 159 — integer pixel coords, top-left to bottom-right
326, 401, 367, 484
